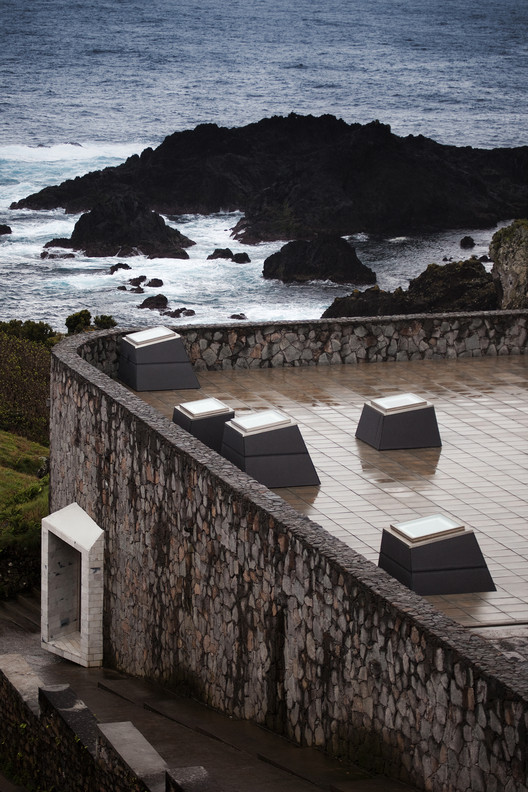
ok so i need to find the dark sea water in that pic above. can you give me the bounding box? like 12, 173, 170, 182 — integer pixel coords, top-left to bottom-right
1, 0, 527, 330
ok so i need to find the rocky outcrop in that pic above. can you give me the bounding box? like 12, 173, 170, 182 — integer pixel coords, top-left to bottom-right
490, 219, 528, 309
263, 235, 376, 284
44, 195, 195, 258
322, 258, 498, 318
11, 115, 528, 243
0, 225, 12, 235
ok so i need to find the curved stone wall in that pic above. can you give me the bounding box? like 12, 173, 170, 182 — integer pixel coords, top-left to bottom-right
80, 311, 528, 377
49, 313, 528, 792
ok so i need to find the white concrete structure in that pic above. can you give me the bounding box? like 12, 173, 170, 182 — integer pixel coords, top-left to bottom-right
41, 503, 104, 667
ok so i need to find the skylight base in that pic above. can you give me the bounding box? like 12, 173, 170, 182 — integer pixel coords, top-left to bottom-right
378, 518, 495, 595
356, 395, 441, 450
173, 399, 235, 453
118, 329, 199, 391
221, 412, 320, 488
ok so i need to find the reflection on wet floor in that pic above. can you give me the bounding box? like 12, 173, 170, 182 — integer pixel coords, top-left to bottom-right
140, 356, 528, 630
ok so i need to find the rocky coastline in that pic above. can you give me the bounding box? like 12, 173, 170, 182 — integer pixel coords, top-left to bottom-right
7, 115, 528, 321
11, 114, 528, 243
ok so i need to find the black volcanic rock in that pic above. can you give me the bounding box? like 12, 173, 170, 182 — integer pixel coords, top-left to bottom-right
322, 258, 498, 318
231, 252, 251, 263
11, 115, 528, 243
44, 195, 195, 258
323, 285, 412, 318
139, 294, 168, 310
263, 235, 376, 284
163, 307, 195, 318
0, 225, 12, 235
129, 275, 147, 286
110, 262, 132, 273
207, 248, 233, 260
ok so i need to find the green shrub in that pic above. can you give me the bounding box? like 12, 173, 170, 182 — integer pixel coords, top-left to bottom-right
66, 310, 117, 333
0, 319, 58, 347
94, 314, 117, 329
0, 334, 50, 445
65, 309, 92, 334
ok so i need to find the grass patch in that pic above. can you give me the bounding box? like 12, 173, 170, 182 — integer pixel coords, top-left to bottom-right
0, 429, 49, 562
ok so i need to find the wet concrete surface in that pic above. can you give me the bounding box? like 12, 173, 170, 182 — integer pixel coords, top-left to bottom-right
0, 597, 419, 792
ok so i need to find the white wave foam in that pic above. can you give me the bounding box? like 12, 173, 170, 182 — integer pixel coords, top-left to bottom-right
0, 141, 148, 163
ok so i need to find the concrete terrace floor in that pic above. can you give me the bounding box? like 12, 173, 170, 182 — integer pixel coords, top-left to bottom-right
140, 355, 528, 642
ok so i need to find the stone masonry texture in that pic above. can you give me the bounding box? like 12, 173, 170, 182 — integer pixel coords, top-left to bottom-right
48, 313, 528, 792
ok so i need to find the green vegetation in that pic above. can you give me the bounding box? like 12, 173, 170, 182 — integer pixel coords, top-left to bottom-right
0, 429, 49, 558
65, 308, 92, 334
65, 309, 117, 333
0, 310, 116, 598
0, 319, 59, 347
93, 313, 118, 329
0, 333, 51, 445
490, 218, 528, 248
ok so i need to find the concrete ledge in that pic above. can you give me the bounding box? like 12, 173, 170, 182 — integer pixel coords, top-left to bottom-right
166, 766, 219, 792
0, 654, 41, 716
40, 684, 100, 755
98, 721, 168, 778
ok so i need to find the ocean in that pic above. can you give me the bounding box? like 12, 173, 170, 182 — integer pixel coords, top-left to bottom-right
1, 0, 527, 332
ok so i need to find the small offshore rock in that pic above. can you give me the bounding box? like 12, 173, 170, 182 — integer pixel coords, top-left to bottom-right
110, 262, 132, 274
0, 224, 12, 235
231, 252, 251, 263
130, 287, 144, 294
163, 307, 195, 318
129, 275, 147, 286
263, 234, 376, 284
117, 285, 127, 291
139, 294, 169, 310
460, 235, 475, 248
146, 278, 164, 287
207, 248, 233, 260
230, 313, 248, 320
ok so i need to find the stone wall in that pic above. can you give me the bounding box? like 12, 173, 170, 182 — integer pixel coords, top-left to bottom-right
79, 311, 528, 377
48, 314, 528, 792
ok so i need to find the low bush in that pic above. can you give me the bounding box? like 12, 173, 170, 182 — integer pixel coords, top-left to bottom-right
0, 319, 59, 347
65, 309, 92, 334
94, 314, 118, 329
